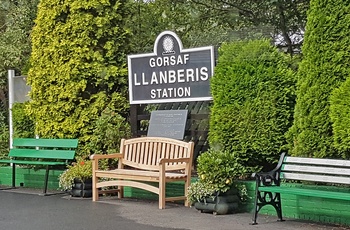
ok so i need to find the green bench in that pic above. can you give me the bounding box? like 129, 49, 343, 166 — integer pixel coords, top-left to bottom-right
252, 152, 350, 225
0, 138, 78, 195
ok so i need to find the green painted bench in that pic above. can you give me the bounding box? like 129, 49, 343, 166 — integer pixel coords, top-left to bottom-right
0, 138, 78, 195
252, 152, 350, 225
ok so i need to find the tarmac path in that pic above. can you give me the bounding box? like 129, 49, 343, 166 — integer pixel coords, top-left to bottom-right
0, 189, 349, 230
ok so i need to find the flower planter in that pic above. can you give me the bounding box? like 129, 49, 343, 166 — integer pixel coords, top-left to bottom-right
70, 178, 92, 198
194, 187, 240, 215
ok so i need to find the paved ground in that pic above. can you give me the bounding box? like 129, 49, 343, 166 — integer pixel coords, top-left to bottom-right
0, 188, 349, 230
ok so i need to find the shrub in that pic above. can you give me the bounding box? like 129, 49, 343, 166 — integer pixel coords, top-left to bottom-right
187, 149, 246, 204
210, 39, 295, 172
59, 159, 92, 191
26, 0, 131, 156
12, 102, 35, 138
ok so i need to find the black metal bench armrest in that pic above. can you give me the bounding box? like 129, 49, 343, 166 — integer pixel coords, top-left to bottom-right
252, 152, 286, 187
253, 171, 280, 186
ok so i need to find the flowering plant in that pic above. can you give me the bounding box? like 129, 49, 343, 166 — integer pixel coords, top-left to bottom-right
187, 149, 247, 204
59, 159, 93, 191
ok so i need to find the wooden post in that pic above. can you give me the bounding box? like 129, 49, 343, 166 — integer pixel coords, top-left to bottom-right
130, 104, 139, 137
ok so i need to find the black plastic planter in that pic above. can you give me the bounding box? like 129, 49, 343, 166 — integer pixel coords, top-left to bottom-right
70, 178, 93, 198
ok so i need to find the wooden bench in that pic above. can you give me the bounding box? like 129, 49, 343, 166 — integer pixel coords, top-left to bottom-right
90, 137, 194, 209
0, 138, 78, 195
252, 152, 350, 224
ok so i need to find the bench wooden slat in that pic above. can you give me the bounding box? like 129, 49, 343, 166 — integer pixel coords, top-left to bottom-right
96, 169, 187, 178
285, 156, 350, 167
8, 149, 76, 160
281, 172, 350, 184
13, 138, 78, 148
282, 164, 350, 176
0, 159, 67, 165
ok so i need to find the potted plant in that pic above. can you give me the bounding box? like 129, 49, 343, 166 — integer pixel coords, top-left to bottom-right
187, 149, 247, 215
59, 158, 93, 198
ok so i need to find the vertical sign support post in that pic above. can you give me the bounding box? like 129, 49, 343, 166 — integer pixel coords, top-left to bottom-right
8, 69, 15, 149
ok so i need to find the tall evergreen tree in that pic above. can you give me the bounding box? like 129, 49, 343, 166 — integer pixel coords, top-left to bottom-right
287, 0, 350, 158
210, 39, 295, 171
27, 0, 130, 156
328, 2, 350, 158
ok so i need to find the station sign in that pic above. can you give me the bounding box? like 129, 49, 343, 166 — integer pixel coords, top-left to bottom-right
128, 31, 215, 104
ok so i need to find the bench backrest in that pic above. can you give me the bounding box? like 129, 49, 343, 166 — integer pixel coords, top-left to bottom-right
281, 155, 350, 185
9, 138, 78, 160
119, 137, 194, 171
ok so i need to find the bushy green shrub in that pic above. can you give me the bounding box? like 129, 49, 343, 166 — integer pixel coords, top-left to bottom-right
0, 119, 9, 159
26, 0, 131, 157
287, 0, 350, 158
59, 158, 92, 191
84, 93, 131, 164
187, 149, 246, 204
12, 102, 34, 138
210, 39, 295, 172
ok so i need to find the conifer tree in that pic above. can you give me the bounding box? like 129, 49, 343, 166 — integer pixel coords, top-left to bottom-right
287, 0, 350, 158
27, 0, 130, 155
210, 39, 295, 171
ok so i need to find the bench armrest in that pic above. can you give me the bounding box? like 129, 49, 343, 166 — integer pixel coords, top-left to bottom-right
253, 171, 280, 187
252, 152, 286, 187
90, 153, 123, 160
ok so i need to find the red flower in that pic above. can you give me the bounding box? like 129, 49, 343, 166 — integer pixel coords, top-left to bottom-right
80, 161, 85, 166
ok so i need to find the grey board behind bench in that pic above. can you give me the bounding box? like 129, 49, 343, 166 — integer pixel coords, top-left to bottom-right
147, 110, 188, 140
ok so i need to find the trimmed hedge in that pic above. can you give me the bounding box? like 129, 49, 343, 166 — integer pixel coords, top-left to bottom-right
27, 0, 131, 157
210, 39, 296, 171
287, 0, 350, 158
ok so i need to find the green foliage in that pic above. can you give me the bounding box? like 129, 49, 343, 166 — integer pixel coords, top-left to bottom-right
12, 102, 35, 138
0, 98, 9, 158
187, 149, 246, 204
197, 149, 246, 191
59, 158, 92, 191
126, 0, 235, 53
0, 0, 39, 80
0, 116, 9, 159
189, 0, 309, 55
330, 77, 350, 158
0, 1, 38, 151
27, 0, 130, 154
84, 94, 131, 162
287, 0, 350, 158
210, 39, 296, 172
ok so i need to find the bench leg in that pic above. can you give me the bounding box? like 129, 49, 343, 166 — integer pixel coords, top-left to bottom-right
92, 175, 99, 202
43, 165, 50, 195
12, 163, 16, 188
184, 177, 190, 207
251, 183, 260, 225
251, 190, 284, 225
275, 193, 284, 222
159, 173, 166, 209
118, 184, 124, 199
